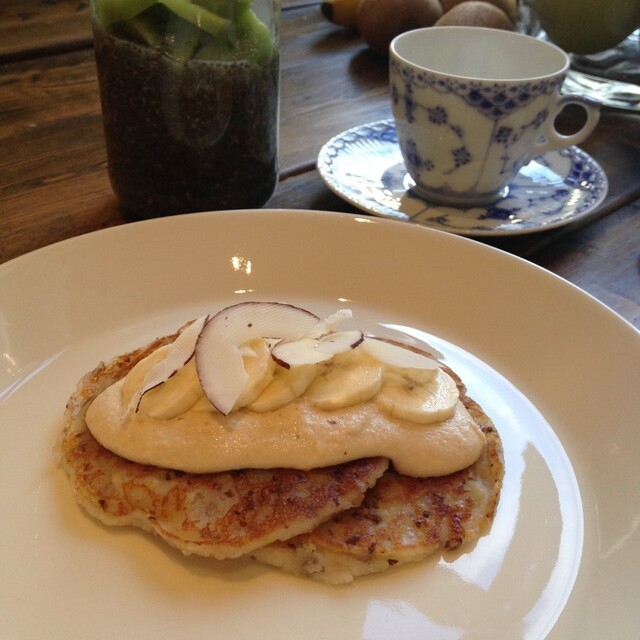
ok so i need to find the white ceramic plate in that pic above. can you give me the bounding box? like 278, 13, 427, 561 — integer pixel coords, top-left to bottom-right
1, 210, 638, 639
317, 120, 608, 236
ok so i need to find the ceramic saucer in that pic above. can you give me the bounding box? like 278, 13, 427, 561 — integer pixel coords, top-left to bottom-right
317, 119, 608, 236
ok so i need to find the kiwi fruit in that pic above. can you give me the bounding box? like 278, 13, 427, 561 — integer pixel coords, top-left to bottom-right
435, 1, 514, 29
440, 0, 516, 24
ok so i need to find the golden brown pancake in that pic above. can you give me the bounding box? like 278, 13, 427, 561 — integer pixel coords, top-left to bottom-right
252, 387, 504, 583
58, 334, 389, 560
58, 330, 503, 580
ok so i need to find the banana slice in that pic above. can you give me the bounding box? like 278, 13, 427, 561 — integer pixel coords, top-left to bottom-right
375, 368, 459, 424
235, 338, 276, 409
248, 363, 318, 412
139, 357, 204, 419
305, 350, 383, 410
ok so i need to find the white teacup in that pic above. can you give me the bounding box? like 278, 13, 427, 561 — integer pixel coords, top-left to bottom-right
389, 26, 601, 207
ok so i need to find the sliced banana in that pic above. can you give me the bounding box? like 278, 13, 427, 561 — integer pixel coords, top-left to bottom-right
234, 338, 276, 409
375, 368, 459, 424
139, 357, 204, 419
248, 363, 318, 413
305, 350, 383, 411
120, 311, 455, 424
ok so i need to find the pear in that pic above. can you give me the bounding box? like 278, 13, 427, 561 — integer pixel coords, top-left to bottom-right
534, 0, 640, 55
356, 0, 443, 56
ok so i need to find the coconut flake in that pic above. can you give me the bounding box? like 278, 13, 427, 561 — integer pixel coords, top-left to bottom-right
128, 315, 208, 413
271, 329, 364, 368
360, 337, 439, 370
317, 329, 364, 354
306, 308, 353, 338
195, 302, 319, 414
271, 338, 334, 369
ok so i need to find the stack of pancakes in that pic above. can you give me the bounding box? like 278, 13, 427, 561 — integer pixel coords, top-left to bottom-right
58, 331, 504, 584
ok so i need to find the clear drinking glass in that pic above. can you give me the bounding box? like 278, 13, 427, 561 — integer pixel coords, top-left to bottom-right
91, 0, 281, 218
517, 0, 640, 111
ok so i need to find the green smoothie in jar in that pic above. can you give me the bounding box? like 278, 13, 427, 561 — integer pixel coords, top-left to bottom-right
92, 0, 280, 217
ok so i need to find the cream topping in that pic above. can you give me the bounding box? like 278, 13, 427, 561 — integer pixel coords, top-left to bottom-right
84, 305, 486, 477
86, 380, 484, 477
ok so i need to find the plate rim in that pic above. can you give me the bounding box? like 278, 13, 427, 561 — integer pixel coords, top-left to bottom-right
2, 209, 639, 639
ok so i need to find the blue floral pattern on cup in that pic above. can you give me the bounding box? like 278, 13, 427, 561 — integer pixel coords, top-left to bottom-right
390, 58, 566, 204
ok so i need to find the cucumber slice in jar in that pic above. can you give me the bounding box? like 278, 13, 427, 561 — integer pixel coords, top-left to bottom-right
97, 0, 230, 36
95, 0, 274, 63
195, 3, 276, 64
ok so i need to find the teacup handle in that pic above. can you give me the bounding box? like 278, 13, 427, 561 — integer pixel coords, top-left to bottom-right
531, 95, 600, 157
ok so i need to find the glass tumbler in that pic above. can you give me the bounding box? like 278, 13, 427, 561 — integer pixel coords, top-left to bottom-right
92, 0, 281, 218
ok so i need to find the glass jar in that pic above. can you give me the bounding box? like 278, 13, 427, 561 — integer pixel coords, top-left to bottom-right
91, 0, 280, 218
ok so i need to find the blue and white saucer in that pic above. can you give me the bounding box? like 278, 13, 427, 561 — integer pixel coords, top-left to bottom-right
317, 119, 608, 236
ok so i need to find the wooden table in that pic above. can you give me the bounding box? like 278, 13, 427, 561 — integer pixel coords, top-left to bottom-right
2, 0, 639, 328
